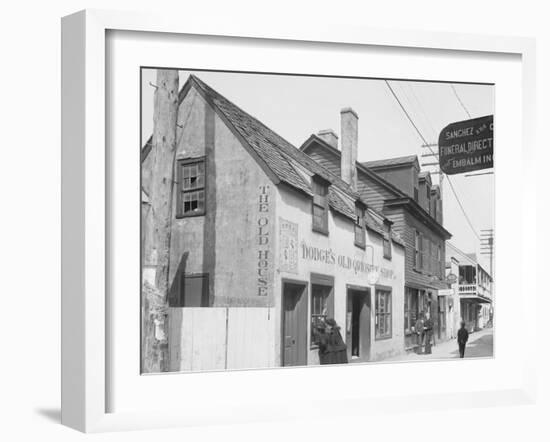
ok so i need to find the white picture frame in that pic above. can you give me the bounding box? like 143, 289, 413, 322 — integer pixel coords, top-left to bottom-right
61, 9, 537, 433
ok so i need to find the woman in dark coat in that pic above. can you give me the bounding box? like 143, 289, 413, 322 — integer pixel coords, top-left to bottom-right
318, 318, 348, 364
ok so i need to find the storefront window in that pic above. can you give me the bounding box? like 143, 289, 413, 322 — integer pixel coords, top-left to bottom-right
311, 284, 331, 346
375, 289, 392, 339
404, 287, 418, 334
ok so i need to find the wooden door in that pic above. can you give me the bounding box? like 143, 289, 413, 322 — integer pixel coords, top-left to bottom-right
282, 282, 307, 366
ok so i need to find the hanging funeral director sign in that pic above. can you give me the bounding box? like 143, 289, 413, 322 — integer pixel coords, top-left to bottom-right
438, 115, 493, 175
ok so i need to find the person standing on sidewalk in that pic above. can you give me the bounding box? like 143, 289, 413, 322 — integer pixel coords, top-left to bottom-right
424, 313, 434, 354
457, 320, 469, 358
414, 313, 425, 354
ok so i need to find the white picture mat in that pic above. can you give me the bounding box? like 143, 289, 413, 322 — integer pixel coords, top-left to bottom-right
107, 29, 524, 417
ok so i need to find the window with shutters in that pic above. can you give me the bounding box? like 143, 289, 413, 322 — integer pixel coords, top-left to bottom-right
427, 239, 433, 275
176, 158, 206, 218
311, 176, 329, 235
404, 287, 419, 335
354, 203, 366, 248
438, 244, 443, 278
419, 234, 425, 271
383, 222, 392, 260
375, 288, 392, 340
414, 230, 421, 270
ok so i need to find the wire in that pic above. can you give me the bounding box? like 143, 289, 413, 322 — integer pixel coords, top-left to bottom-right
445, 178, 481, 241
384, 80, 481, 241
407, 83, 439, 139
384, 80, 430, 146
450, 84, 472, 119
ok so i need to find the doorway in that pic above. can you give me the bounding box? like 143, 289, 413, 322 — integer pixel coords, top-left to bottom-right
438, 296, 446, 339
281, 281, 308, 367
346, 287, 371, 362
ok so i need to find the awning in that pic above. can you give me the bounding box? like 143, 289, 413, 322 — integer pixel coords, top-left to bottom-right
459, 293, 492, 304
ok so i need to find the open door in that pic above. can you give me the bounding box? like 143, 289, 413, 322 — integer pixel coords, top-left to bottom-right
281, 282, 307, 366
346, 287, 371, 362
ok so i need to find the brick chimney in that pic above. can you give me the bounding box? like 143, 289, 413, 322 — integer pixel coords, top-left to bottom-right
317, 129, 339, 149
340, 107, 358, 190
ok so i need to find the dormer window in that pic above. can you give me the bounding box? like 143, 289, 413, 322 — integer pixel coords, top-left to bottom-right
311, 176, 329, 235
383, 221, 392, 260
354, 203, 366, 248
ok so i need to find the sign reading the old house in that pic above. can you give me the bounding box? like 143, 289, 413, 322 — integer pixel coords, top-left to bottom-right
279, 218, 298, 274
257, 185, 270, 296
439, 115, 493, 175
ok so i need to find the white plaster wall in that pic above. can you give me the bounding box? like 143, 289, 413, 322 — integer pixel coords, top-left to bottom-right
274, 184, 406, 365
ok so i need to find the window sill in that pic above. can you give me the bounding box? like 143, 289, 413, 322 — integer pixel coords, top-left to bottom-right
354, 241, 366, 250
375, 335, 393, 341
312, 226, 329, 236
176, 211, 206, 219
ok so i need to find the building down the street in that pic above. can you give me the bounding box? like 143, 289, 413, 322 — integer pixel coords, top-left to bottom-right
301, 130, 452, 353
446, 243, 493, 333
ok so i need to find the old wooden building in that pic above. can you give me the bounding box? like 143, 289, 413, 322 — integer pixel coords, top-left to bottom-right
301, 129, 452, 352
446, 243, 493, 333
141, 75, 406, 371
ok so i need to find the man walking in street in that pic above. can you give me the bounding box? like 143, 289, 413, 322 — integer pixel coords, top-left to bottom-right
457, 320, 469, 358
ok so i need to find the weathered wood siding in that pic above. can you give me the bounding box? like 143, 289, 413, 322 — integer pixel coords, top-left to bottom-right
305, 145, 341, 177
399, 210, 446, 289
304, 143, 446, 289
169, 307, 276, 372
305, 144, 397, 213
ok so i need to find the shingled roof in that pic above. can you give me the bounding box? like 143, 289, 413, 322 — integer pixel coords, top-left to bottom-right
362, 154, 418, 169
143, 74, 404, 244
189, 75, 362, 200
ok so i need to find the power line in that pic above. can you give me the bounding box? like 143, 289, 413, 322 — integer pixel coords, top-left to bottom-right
384, 80, 430, 146
450, 84, 472, 119
446, 178, 481, 241
407, 83, 439, 139
384, 80, 481, 241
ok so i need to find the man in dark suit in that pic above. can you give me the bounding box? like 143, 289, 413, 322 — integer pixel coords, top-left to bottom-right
457, 320, 469, 358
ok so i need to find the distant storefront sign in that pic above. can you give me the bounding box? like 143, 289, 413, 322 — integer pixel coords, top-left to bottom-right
438, 289, 454, 297
439, 115, 493, 175
445, 273, 458, 284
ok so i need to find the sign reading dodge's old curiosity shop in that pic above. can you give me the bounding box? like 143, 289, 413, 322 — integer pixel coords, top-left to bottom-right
439, 115, 493, 175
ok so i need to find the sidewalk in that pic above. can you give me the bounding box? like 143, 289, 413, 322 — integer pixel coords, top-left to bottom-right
385, 327, 494, 362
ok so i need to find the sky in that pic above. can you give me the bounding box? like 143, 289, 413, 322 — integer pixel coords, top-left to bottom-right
141, 69, 494, 271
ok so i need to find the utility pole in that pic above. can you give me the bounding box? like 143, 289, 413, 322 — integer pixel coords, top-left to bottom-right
479, 229, 494, 277
142, 69, 179, 373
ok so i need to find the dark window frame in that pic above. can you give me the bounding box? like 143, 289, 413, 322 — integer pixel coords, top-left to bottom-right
354, 203, 366, 249
311, 175, 329, 235
404, 287, 419, 335
382, 221, 392, 260
375, 287, 392, 340
176, 157, 206, 218
170, 273, 210, 307
310, 273, 334, 349
414, 230, 420, 271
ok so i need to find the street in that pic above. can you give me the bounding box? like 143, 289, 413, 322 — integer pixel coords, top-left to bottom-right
385, 327, 494, 362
